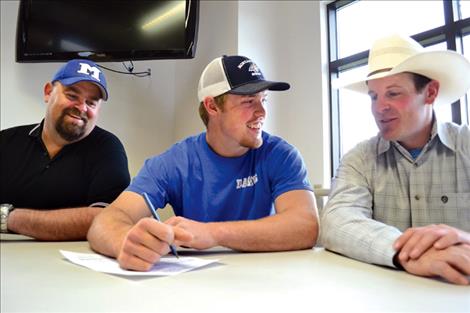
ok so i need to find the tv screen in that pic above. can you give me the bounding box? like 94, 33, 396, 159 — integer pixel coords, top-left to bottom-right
16, 0, 199, 62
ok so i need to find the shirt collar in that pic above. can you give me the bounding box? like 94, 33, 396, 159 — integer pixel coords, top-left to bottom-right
377, 136, 391, 155
436, 120, 457, 151
28, 120, 44, 138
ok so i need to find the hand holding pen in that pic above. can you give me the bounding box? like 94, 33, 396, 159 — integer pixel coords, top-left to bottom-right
142, 192, 179, 258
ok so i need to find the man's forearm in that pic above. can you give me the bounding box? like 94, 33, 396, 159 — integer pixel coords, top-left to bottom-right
320, 207, 402, 267
209, 208, 318, 252
87, 206, 134, 258
7, 207, 102, 241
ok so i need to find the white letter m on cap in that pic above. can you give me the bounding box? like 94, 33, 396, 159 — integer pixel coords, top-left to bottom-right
77, 63, 101, 81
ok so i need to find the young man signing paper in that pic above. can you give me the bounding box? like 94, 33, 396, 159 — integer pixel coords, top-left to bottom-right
88, 55, 319, 271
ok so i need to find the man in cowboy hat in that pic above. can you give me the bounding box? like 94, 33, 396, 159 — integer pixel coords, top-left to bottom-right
88, 55, 318, 271
320, 34, 470, 285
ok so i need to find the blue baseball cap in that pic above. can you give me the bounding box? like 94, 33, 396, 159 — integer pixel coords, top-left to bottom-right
52, 59, 108, 100
198, 55, 290, 102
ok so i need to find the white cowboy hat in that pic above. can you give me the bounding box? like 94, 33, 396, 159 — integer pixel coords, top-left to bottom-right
335, 34, 470, 106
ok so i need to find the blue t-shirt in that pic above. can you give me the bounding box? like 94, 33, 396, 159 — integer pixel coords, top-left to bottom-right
127, 131, 312, 222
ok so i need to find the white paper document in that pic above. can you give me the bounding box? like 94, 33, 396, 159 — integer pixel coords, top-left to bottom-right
60, 250, 219, 276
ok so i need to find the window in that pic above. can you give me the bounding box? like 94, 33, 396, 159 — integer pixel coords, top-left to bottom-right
328, 0, 470, 175
336, 1, 444, 58
461, 0, 470, 19
463, 35, 470, 124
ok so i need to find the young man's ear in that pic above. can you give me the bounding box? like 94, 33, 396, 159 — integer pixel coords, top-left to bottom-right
424, 80, 440, 105
203, 96, 219, 116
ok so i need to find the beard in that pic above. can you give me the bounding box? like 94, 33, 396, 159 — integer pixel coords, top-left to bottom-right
55, 108, 88, 142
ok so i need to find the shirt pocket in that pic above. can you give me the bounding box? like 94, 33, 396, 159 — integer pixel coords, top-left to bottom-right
430, 192, 470, 229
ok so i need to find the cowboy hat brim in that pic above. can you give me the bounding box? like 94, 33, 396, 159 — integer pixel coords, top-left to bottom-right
334, 50, 470, 106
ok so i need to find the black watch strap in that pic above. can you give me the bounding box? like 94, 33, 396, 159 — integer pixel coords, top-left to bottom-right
392, 251, 404, 270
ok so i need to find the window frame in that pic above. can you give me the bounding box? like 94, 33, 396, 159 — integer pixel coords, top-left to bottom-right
327, 0, 470, 176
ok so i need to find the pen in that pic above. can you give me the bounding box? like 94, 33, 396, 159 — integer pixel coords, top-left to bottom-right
142, 192, 179, 259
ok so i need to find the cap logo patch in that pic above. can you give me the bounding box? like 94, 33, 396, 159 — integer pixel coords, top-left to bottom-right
248, 63, 262, 77
237, 59, 261, 77
77, 62, 101, 81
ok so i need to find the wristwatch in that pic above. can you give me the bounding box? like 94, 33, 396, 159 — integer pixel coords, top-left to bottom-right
0, 203, 15, 233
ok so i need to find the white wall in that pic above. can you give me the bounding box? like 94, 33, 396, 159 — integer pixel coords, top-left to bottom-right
1, 1, 330, 186
238, 1, 330, 187
172, 1, 239, 141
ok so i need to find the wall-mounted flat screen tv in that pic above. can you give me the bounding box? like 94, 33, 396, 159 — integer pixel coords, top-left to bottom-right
16, 0, 199, 62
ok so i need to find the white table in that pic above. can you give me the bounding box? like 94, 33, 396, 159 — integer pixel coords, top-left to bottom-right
1, 236, 469, 312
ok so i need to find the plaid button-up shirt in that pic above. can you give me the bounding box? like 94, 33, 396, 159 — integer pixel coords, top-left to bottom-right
320, 120, 470, 267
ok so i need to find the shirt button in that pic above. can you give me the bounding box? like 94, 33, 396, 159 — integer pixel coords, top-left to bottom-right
45, 165, 50, 169
441, 195, 448, 203
414, 195, 420, 200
